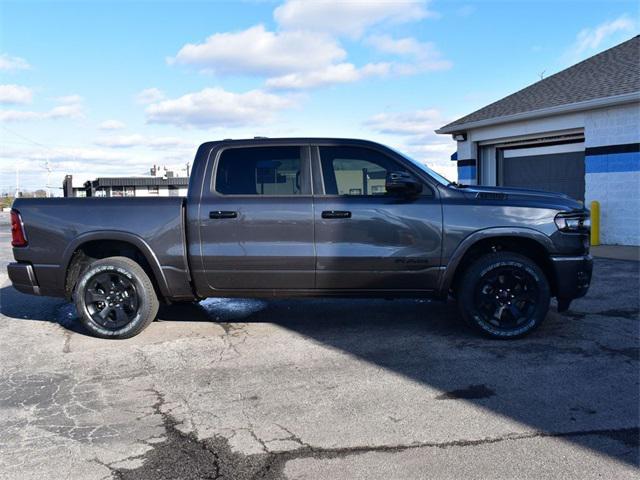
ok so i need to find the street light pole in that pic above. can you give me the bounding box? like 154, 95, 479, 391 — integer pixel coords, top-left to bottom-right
45, 159, 52, 197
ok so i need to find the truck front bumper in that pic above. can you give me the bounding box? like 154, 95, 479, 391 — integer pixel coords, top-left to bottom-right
7, 262, 41, 296
550, 254, 593, 306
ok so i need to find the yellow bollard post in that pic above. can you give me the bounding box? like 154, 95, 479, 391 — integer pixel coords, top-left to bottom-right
590, 200, 600, 246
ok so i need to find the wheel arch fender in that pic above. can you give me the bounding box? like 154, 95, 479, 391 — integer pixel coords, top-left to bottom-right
440, 227, 555, 295
62, 230, 171, 299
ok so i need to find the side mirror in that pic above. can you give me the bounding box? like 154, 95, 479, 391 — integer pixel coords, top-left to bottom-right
385, 171, 423, 196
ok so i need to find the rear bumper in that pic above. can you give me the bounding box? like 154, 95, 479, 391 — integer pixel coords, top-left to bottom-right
550, 254, 593, 300
7, 262, 41, 295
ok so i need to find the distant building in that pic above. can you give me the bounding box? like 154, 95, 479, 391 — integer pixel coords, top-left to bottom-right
63, 165, 189, 198
62, 175, 87, 197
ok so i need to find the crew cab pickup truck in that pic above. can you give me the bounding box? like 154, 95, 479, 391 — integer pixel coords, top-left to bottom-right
8, 138, 592, 339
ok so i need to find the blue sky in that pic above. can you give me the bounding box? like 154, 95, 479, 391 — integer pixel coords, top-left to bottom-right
0, 0, 637, 193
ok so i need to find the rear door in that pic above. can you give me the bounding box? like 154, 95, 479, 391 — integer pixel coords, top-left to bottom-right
198, 144, 315, 292
312, 145, 442, 292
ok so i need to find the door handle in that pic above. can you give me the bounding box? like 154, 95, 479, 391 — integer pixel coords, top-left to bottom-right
209, 211, 237, 219
322, 210, 351, 219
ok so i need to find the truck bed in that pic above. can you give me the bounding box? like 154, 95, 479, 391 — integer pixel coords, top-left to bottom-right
11, 197, 193, 299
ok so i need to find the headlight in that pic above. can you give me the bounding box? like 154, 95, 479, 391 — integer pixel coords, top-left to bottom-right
555, 212, 590, 232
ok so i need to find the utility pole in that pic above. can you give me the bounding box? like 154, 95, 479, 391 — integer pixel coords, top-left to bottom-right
15, 164, 19, 198
45, 159, 52, 197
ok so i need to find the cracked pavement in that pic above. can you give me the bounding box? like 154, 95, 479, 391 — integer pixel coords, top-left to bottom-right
0, 213, 638, 479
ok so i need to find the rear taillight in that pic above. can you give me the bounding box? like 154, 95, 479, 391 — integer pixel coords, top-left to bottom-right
10, 209, 28, 247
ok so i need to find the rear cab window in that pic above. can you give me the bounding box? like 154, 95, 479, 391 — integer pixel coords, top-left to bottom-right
214, 146, 311, 195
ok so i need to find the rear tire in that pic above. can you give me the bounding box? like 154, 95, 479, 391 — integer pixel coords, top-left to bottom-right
457, 252, 550, 339
73, 256, 159, 339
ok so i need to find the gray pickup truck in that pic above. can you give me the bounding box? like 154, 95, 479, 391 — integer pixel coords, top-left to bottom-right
8, 138, 592, 339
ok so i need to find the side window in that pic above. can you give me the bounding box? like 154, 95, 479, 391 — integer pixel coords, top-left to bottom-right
319, 146, 409, 196
215, 146, 309, 195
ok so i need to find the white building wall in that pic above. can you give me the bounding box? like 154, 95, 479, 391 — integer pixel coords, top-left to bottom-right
584, 103, 640, 245
133, 186, 189, 197
584, 102, 640, 147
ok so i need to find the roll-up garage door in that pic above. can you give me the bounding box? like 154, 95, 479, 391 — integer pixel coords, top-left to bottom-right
500, 143, 585, 201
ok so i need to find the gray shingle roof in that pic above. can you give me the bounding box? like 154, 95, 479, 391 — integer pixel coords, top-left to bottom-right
439, 35, 640, 133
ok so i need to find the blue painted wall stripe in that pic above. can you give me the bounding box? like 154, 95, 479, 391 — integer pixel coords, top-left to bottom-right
458, 165, 476, 181
586, 151, 640, 173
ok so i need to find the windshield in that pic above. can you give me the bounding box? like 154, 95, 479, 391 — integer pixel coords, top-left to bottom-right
392, 148, 452, 186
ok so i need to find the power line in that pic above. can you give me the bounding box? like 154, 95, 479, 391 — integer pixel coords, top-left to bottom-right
1, 125, 72, 158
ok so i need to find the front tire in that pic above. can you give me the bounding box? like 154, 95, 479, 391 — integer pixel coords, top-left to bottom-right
457, 252, 550, 339
73, 256, 159, 339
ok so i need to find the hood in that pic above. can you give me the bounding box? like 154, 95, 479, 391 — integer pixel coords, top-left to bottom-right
453, 184, 585, 211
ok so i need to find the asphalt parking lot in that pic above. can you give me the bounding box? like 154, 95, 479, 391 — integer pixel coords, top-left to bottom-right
0, 213, 638, 480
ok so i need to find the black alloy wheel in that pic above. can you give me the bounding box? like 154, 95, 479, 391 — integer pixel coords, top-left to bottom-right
457, 252, 550, 338
473, 265, 539, 331
74, 256, 159, 339
84, 271, 139, 330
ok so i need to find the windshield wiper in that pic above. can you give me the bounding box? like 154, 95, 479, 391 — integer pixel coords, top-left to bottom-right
448, 181, 468, 188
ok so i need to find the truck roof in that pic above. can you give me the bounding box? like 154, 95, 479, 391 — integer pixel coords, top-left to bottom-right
200, 137, 388, 148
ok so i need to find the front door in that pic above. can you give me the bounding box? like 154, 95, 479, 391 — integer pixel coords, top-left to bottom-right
313, 145, 442, 292
198, 145, 315, 292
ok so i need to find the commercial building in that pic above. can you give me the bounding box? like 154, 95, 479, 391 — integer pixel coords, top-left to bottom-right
437, 36, 639, 245
63, 165, 189, 198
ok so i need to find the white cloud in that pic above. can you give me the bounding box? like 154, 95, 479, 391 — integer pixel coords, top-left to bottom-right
55, 94, 83, 104
0, 84, 33, 105
266, 62, 390, 89
0, 95, 83, 122
95, 134, 190, 149
567, 15, 636, 60
145, 87, 295, 127
367, 35, 433, 57
0, 53, 30, 71
365, 109, 447, 135
170, 25, 345, 76
274, 0, 432, 37
404, 142, 455, 155
0, 105, 83, 122
99, 119, 126, 130
365, 108, 456, 180
167, 3, 445, 90
0, 145, 130, 173
366, 35, 452, 72
456, 5, 476, 17
48, 102, 83, 119
146, 137, 192, 148
94, 134, 147, 148
405, 149, 457, 180
367, 34, 425, 56
135, 87, 166, 104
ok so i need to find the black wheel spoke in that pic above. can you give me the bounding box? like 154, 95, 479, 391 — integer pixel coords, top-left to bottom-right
95, 273, 113, 291
515, 290, 536, 303
86, 290, 106, 303
508, 303, 524, 320
97, 304, 112, 321
114, 306, 128, 325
